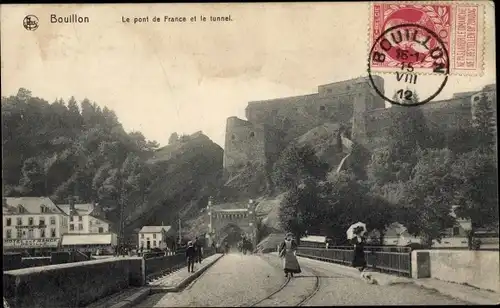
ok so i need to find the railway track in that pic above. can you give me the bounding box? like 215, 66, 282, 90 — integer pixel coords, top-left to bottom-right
246, 254, 322, 307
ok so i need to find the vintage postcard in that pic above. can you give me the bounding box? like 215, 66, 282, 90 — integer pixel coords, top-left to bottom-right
1, 2, 498, 308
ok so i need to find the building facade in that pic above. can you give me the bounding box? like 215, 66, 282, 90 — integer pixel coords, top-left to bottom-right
138, 226, 174, 250
2, 197, 69, 253
57, 197, 116, 253
58, 199, 111, 234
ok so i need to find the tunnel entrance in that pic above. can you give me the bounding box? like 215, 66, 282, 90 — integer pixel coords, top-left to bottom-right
219, 224, 244, 249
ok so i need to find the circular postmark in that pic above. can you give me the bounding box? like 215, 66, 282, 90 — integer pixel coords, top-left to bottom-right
23, 15, 39, 31
368, 23, 449, 107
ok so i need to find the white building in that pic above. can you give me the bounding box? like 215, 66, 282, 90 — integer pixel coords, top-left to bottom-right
138, 225, 175, 250
2, 197, 69, 253
57, 197, 117, 253
58, 200, 112, 234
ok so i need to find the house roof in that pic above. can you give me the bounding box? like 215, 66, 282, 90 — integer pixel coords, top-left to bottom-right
4, 197, 66, 215
214, 209, 249, 213
301, 235, 327, 243
61, 233, 116, 246
58, 203, 94, 216
90, 216, 114, 225
139, 226, 172, 234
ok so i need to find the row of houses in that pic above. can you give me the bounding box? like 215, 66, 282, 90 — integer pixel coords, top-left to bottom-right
2, 196, 190, 256
2, 197, 117, 255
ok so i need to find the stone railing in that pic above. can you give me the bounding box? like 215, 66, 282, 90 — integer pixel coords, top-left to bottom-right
144, 247, 216, 280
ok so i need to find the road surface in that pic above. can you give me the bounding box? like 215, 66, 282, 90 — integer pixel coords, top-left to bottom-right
134, 253, 470, 306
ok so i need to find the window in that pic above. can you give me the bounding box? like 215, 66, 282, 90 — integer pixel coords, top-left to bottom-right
6, 218, 11, 226
22, 230, 27, 238
40, 205, 45, 213
153, 233, 157, 239
249, 132, 255, 138
78, 216, 83, 222
40, 229, 46, 238
39, 217, 45, 226
153, 240, 157, 247
50, 216, 56, 225
70, 216, 74, 222
28, 229, 34, 239
231, 134, 236, 140
89, 220, 93, 226
453, 227, 460, 236
51, 228, 56, 238
319, 105, 326, 111
141, 241, 144, 248
17, 217, 22, 225
70, 225, 75, 231
141, 234, 144, 239
98, 227, 104, 233
28, 217, 34, 226
6, 229, 12, 239
78, 224, 83, 231
17, 229, 22, 239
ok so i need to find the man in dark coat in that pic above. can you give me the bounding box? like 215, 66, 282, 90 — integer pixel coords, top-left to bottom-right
194, 237, 203, 263
186, 241, 196, 273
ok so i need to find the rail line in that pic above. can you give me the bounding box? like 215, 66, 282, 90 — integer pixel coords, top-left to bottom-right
247, 254, 322, 307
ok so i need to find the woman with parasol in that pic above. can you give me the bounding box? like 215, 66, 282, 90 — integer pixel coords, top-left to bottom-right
347, 222, 374, 283
278, 232, 302, 278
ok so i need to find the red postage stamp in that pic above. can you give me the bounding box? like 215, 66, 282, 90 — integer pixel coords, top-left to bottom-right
370, 2, 485, 75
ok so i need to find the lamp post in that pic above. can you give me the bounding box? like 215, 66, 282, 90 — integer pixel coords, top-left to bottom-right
207, 196, 214, 247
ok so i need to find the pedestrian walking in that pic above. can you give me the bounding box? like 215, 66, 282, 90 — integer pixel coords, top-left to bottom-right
186, 241, 196, 273
347, 222, 374, 284
278, 233, 302, 278
194, 237, 203, 263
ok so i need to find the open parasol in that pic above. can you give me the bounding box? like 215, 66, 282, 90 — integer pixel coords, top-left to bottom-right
346, 222, 367, 240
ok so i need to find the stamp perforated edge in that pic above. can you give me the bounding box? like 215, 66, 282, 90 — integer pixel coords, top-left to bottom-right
367, 1, 487, 77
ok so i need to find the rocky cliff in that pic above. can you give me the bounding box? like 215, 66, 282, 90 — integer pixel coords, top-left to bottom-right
122, 132, 224, 235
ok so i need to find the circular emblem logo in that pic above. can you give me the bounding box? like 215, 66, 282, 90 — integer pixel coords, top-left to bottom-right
23, 15, 39, 31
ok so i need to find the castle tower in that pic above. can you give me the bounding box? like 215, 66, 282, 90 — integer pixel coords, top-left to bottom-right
351, 76, 385, 144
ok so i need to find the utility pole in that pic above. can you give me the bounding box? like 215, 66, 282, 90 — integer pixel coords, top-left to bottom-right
178, 217, 182, 245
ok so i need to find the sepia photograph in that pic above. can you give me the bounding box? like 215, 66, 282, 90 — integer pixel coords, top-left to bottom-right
1, 2, 498, 307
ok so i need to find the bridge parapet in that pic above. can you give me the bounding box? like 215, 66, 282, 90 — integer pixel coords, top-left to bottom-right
3, 257, 145, 308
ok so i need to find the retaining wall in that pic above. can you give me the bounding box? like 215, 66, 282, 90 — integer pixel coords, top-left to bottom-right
412, 250, 500, 293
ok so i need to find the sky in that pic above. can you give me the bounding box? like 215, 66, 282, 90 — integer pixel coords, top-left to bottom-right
1, 3, 496, 148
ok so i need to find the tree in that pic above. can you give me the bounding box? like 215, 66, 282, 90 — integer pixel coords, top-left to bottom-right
398, 148, 457, 247
169, 132, 179, 145
16, 88, 32, 101
473, 93, 496, 154
272, 143, 329, 191
278, 181, 323, 241
320, 171, 393, 244
18, 157, 46, 196
450, 149, 498, 249
366, 147, 393, 186
347, 142, 370, 180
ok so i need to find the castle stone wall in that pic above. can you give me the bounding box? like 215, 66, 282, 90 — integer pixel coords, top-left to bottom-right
225, 76, 496, 175
223, 117, 266, 173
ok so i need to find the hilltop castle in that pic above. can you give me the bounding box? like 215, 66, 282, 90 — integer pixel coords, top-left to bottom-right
223, 76, 496, 174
